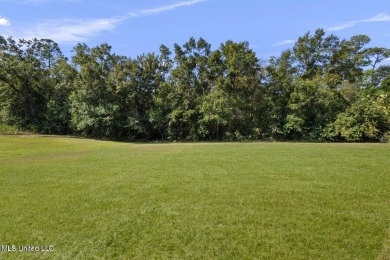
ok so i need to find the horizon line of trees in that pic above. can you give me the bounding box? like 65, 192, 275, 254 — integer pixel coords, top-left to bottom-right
1, 29, 390, 141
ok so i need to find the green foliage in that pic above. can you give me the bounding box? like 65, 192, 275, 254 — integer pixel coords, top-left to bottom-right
284, 114, 305, 139
334, 94, 390, 141
44, 58, 77, 134
263, 50, 296, 138
0, 124, 28, 134
198, 87, 231, 139
218, 40, 263, 138
1, 31, 389, 141
0, 36, 77, 135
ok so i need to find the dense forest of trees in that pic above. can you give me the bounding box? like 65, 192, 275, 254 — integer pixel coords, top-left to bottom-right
1, 29, 390, 141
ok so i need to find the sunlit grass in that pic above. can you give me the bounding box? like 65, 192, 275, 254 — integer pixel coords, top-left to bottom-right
0, 136, 389, 259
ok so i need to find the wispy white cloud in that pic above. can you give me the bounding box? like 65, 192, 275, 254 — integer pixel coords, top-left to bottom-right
22, 17, 124, 42
272, 40, 295, 47
0, 0, 207, 43
364, 13, 390, 22
328, 12, 390, 31
129, 0, 207, 17
327, 21, 356, 31
0, 16, 11, 26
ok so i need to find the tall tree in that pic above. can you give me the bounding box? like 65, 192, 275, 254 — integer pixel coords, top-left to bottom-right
44, 57, 77, 134
218, 40, 262, 139
264, 50, 297, 138
167, 37, 212, 140
70, 43, 122, 138
0, 36, 63, 131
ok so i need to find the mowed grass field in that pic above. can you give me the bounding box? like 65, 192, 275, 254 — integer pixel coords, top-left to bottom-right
0, 136, 389, 259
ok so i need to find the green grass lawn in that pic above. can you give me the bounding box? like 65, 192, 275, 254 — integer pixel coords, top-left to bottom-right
0, 135, 389, 259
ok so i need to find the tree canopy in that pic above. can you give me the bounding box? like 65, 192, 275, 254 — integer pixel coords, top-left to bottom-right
1, 30, 389, 141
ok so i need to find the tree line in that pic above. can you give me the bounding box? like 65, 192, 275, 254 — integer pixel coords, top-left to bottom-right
1, 29, 389, 141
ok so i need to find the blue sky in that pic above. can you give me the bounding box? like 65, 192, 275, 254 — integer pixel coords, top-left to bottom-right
0, 0, 389, 62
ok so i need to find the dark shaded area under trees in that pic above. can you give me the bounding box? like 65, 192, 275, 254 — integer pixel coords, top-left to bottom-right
1, 29, 390, 141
